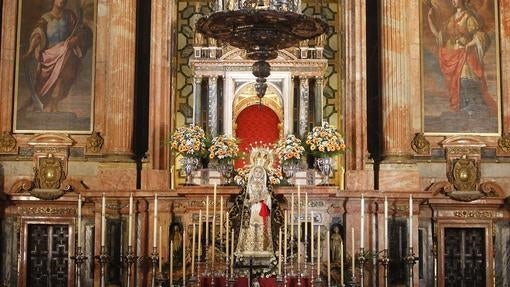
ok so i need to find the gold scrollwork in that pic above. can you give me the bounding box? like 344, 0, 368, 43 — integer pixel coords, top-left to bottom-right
498, 133, 510, 153
453, 210, 492, 219
17, 207, 75, 216
86, 131, 104, 153
0, 131, 16, 153
411, 133, 430, 155
447, 147, 480, 155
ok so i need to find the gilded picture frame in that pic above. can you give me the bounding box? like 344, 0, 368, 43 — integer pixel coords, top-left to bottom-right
13, 0, 96, 134
421, 0, 501, 135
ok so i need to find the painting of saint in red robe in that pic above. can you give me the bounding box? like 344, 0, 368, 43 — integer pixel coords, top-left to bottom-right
14, 0, 94, 133
422, 0, 500, 134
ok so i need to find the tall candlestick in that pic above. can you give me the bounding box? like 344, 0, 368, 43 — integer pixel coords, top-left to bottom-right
291, 193, 295, 241
384, 196, 388, 250
101, 193, 106, 246
198, 210, 202, 258
153, 194, 158, 248
305, 193, 308, 242
311, 211, 314, 265
170, 241, 173, 285
351, 227, 355, 273
360, 194, 365, 249
206, 196, 209, 247
297, 216, 301, 264
226, 212, 229, 262
212, 214, 216, 263
220, 196, 224, 244
230, 228, 234, 274
128, 193, 133, 246
77, 194, 82, 248
317, 225, 321, 276
327, 230, 331, 285
183, 230, 186, 286
284, 211, 288, 264
409, 195, 413, 248
192, 224, 196, 276
159, 226, 162, 272
278, 228, 282, 275
340, 240, 344, 285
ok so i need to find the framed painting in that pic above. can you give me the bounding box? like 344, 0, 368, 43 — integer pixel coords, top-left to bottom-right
13, 0, 96, 133
421, 0, 501, 135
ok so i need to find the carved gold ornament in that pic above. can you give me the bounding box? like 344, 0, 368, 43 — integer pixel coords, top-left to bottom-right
0, 131, 16, 153
449, 155, 479, 191
35, 153, 65, 189
411, 133, 430, 154
86, 131, 104, 153
498, 133, 510, 153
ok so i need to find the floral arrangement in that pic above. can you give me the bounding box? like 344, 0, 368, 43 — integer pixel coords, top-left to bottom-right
274, 134, 305, 163
208, 135, 239, 162
168, 124, 207, 158
234, 166, 283, 186
305, 122, 346, 157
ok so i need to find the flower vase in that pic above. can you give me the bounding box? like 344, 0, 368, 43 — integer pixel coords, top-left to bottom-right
181, 156, 200, 185
217, 159, 234, 185
314, 157, 333, 185
282, 160, 300, 185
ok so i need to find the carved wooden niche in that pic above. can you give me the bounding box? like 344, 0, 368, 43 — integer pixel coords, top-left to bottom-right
428, 136, 503, 202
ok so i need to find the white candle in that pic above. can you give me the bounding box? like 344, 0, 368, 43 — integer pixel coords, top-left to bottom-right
297, 186, 301, 264
230, 228, 234, 275
409, 194, 413, 248
170, 165, 175, 190
128, 193, 133, 246
351, 227, 355, 273
212, 214, 216, 263
198, 210, 202, 258
205, 196, 209, 247
192, 224, 196, 276
226, 212, 229, 263
183, 230, 186, 286
340, 239, 344, 285
327, 230, 330, 286
360, 194, 365, 249
220, 196, 224, 245
77, 194, 82, 248
310, 211, 314, 265
317, 225, 321, 276
284, 211, 288, 264
278, 228, 282, 275
101, 193, 106, 246
384, 196, 388, 250
291, 193, 295, 242
170, 240, 173, 285
159, 226, 162, 272
305, 193, 308, 242
153, 194, 158, 248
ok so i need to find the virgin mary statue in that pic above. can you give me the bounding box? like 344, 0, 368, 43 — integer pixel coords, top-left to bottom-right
235, 148, 275, 261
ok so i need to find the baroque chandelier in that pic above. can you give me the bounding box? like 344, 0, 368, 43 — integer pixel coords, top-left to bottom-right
196, 0, 329, 99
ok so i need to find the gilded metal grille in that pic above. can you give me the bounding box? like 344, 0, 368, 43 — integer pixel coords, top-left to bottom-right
27, 224, 69, 287
444, 228, 485, 287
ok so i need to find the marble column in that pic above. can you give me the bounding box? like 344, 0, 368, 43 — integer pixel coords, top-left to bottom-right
298, 77, 310, 138
380, 0, 412, 160
104, 0, 136, 156
314, 77, 324, 125
208, 76, 218, 137
193, 76, 203, 125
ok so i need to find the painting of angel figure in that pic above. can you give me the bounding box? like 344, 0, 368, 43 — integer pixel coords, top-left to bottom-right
422, 0, 500, 134
14, 0, 95, 133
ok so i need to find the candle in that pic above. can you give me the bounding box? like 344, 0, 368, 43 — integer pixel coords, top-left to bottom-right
170, 165, 175, 190
327, 230, 331, 286
183, 230, 186, 286
198, 210, 202, 258
101, 193, 106, 246
340, 239, 344, 285
192, 224, 196, 276
291, 193, 295, 242
310, 211, 314, 265
384, 196, 388, 250
409, 194, 413, 248
170, 240, 173, 285
284, 210, 288, 264
278, 228, 282, 275
317, 225, 321, 276
205, 196, 209, 247
128, 193, 133, 246
226, 212, 229, 263
360, 194, 364, 249
220, 196, 224, 245
305, 193, 308, 242
212, 214, 216, 263
230, 228, 234, 275
153, 194, 158, 248
77, 194, 82, 248
297, 186, 301, 263
297, 185, 301, 221
351, 227, 355, 273
159, 226, 162, 272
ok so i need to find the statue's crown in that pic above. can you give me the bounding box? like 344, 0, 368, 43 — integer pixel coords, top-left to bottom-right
249, 146, 274, 169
